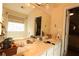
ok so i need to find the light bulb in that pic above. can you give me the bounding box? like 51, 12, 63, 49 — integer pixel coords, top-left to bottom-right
32, 6, 35, 8
27, 3, 30, 7
46, 4, 49, 9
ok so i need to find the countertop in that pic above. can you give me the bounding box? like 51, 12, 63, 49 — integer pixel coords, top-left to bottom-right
16, 37, 60, 56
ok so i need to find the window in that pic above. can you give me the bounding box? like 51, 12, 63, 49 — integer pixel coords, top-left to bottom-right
8, 22, 24, 32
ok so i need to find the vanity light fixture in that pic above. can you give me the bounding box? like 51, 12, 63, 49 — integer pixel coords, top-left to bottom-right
27, 3, 30, 7
37, 3, 42, 4
46, 5, 49, 9
32, 5, 35, 8
26, 3, 35, 8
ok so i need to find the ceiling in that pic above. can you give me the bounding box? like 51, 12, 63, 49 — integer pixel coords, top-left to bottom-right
3, 3, 34, 15
3, 3, 35, 20
3, 3, 60, 19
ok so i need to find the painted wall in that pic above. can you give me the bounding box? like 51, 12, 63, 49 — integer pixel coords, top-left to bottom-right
0, 9, 8, 42
0, 23, 3, 43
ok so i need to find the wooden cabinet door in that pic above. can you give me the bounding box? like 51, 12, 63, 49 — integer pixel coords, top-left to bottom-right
47, 46, 54, 56
41, 51, 47, 56
53, 42, 61, 56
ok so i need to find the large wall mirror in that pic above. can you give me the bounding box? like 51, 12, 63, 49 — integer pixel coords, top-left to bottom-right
35, 16, 42, 36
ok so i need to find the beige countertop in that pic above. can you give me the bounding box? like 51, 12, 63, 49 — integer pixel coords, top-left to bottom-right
16, 37, 60, 56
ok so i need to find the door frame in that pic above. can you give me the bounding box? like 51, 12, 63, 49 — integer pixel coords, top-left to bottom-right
64, 6, 79, 55
64, 9, 70, 55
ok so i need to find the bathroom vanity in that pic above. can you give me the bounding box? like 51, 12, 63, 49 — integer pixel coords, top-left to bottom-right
16, 37, 62, 56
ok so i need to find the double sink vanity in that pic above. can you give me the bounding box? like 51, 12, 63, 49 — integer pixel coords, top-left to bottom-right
15, 36, 62, 56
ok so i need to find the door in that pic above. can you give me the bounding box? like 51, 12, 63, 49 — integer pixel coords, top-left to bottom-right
47, 46, 54, 56
53, 41, 61, 56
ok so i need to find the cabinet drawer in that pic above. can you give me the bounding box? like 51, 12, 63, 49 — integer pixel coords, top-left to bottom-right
4, 47, 17, 56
